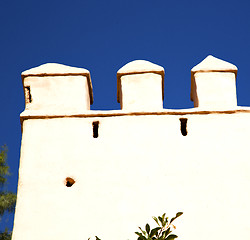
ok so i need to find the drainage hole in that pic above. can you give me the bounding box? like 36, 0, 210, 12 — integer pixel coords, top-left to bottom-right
65, 177, 75, 187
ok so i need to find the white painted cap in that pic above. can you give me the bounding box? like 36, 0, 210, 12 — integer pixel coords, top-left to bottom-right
191, 55, 237, 102
117, 60, 165, 103
191, 55, 237, 73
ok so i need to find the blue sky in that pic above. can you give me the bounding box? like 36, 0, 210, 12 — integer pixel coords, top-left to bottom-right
1, 0, 250, 231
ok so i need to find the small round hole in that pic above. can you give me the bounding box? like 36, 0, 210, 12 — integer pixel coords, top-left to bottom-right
65, 177, 75, 187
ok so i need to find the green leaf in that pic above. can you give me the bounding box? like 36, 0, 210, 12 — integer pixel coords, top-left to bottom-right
170, 212, 183, 224
150, 227, 161, 237
162, 228, 171, 237
166, 234, 178, 240
135, 232, 143, 237
146, 224, 150, 234
139, 227, 147, 236
176, 212, 183, 218
170, 218, 174, 224
162, 230, 167, 239
138, 236, 147, 240
162, 219, 167, 227
153, 216, 160, 226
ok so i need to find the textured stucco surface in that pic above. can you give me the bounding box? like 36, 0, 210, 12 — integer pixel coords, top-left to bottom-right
23, 75, 91, 112
120, 73, 163, 111
192, 72, 237, 108
12, 112, 250, 240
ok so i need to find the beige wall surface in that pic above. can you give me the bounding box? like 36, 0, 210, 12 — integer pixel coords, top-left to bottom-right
12, 111, 250, 240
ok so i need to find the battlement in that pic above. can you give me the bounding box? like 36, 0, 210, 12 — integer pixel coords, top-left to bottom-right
191, 55, 238, 109
21, 55, 240, 116
14, 55, 250, 240
21, 63, 93, 114
117, 60, 164, 111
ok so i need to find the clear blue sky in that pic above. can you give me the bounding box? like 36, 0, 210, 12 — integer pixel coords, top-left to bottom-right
1, 0, 250, 231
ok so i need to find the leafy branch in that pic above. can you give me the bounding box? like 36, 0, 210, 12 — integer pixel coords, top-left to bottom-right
135, 212, 183, 240
89, 212, 183, 240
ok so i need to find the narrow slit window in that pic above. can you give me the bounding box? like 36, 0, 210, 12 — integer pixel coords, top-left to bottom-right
24, 86, 32, 103
92, 121, 99, 138
180, 118, 188, 136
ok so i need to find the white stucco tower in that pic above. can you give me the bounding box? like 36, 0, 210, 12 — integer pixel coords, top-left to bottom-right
12, 56, 250, 240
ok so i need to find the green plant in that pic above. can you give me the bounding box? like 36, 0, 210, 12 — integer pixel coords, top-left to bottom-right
88, 212, 183, 240
0, 229, 12, 240
0, 145, 17, 240
88, 237, 101, 240
135, 212, 183, 240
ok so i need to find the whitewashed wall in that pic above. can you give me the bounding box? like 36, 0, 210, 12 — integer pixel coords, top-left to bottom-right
12, 57, 250, 240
